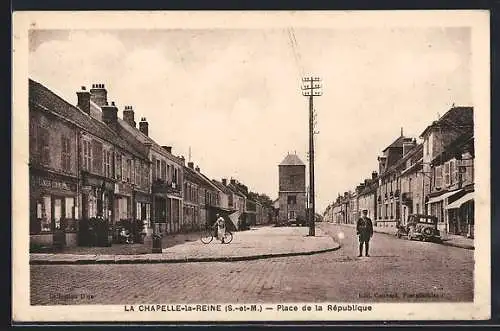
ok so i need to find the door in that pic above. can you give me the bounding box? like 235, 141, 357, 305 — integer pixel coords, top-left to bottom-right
52, 197, 66, 248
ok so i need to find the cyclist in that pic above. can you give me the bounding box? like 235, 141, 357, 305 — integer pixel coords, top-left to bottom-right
213, 214, 227, 244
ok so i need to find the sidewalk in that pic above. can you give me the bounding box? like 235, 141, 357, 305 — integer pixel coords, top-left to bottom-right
334, 222, 474, 250
30, 226, 340, 265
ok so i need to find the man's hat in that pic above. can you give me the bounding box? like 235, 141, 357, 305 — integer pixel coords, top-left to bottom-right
362, 209, 368, 213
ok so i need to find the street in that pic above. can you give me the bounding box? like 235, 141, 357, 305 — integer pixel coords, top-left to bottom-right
30, 223, 473, 305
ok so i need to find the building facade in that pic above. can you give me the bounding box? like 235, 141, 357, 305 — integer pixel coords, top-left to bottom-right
278, 153, 306, 222
421, 106, 474, 236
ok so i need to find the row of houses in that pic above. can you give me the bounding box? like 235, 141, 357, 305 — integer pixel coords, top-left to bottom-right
29, 79, 274, 248
323, 106, 475, 238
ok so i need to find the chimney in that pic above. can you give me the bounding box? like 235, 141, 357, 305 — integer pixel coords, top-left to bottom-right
222, 178, 227, 186
162, 146, 172, 153
364, 179, 369, 186
76, 86, 91, 114
139, 117, 149, 136
230, 179, 236, 185
372, 171, 378, 180
102, 101, 118, 126
195, 166, 200, 172
90, 83, 108, 107
179, 156, 185, 165
188, 162, 194, 169
123, 106, 136, 127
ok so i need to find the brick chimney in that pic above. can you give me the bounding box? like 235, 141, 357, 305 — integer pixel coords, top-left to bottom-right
188, 162, 194, 169
195, 166, 200, 172
76, 86, 91, 114
102, 101, 118, 126
162, 146, 172, 153
90, 83, 108, 107
222, 178, 227, 186
230, 179, 236, 185
139, 117, 149, 136
123, 106, 136, 128
372, 171, 378, 180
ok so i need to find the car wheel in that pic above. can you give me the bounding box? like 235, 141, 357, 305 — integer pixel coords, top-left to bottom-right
407, 233, 412, 240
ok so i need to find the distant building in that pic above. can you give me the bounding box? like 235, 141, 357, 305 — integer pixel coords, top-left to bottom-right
278, 153, 306, 222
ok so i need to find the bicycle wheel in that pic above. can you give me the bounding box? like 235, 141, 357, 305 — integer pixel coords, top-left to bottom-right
200, 229, 213, 244
222, 231, 233, 244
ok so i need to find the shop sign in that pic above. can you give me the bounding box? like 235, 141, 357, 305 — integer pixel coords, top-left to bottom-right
34, 176, 76, 192
84, 176, 114, 191
115, 182, 132, 196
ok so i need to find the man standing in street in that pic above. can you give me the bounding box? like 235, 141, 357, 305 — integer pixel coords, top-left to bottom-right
356, 209, 374, 257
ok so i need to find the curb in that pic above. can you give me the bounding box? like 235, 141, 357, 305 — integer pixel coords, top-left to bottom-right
329, 223, 475, 250
30, 244, 341, 265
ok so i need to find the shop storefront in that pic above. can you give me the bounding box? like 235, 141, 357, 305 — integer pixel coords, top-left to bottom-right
446, 191, 474, 238
81, 174, 114, 221
30, 171, 78, 248
135, 191, 151, 234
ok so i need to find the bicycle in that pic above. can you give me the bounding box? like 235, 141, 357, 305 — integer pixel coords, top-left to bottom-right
200, 227, 233, 244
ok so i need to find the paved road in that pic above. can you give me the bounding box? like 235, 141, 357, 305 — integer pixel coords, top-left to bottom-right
30, 223, 473, 305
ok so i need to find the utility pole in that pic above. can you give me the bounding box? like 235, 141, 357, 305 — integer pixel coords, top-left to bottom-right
302, 76, 322, 236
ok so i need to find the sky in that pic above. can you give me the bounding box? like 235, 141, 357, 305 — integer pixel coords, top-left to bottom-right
28, 27, 472, 211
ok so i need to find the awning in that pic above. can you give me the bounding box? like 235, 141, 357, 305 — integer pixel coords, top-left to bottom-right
427, 190, 462, 204
446, 192, 474, 210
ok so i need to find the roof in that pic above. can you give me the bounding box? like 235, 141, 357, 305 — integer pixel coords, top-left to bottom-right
29, 78, 147, 161
212, 180, 233, 195
420, 106, 474, 138
279, 154, 305, 166
382, 135, 411, 152
118, 117, 183, 165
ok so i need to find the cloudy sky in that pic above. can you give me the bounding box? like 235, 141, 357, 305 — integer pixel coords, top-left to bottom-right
29, 26, 472, 211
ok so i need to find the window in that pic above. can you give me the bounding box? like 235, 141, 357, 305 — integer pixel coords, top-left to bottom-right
135, 161, 141, 186
65, 197, 75, 219
103, 150, 112, 178
126, 159, 131, 182
116, 154, 122, 180
61, 136, 71, 172
82, 140, 92, 171
450, 160, 458, 185
287, 195, 297, 205
37, 196, 52, 232
435, 165, 443, 188
408, 178, 412, 192
161, 160, 166, 181
174, 168, 178, 184
167, 165, 171, 182
156, 160, 161, 180
152, 156, 157, 179
424, 139, 429, 156
444, 162, 450, 186
92, 140, 103, 175
136, 202, 142, 220
38, 126, 51, 165
143, 162, 149, 187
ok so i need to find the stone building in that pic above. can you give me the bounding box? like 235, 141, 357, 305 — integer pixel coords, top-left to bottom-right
421, 106, 474, 236
376, 134, 416, 228
29, 79, 149, 248
397, 143, 424, 226
118, 104, 184, 235
278, 153, 306, 222
357, 171, 378, 223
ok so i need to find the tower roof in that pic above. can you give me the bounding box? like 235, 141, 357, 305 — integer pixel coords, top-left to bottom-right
279, 153, 305, 166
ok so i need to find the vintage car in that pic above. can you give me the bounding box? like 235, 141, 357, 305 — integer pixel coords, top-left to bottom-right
396, 214, 442, 242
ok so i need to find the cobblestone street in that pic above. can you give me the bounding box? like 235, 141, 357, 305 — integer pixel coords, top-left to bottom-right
30, 223, 474, 305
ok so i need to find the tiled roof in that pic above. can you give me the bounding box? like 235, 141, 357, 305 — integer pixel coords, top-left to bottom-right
382, 135, 408, 152
118, 117, 183, 165
279, 154, 305, 166
420, 106, 473, 138
212, 180, 232, 194
29, 78, 147, 161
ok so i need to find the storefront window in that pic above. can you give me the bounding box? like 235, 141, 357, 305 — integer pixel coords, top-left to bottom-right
119, 197, 128, 220
145, 204, 151, 227
65, 197, 74, 219
54, 198, 62, 230
136, 202, 142, 220
38, 196, 52, 232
